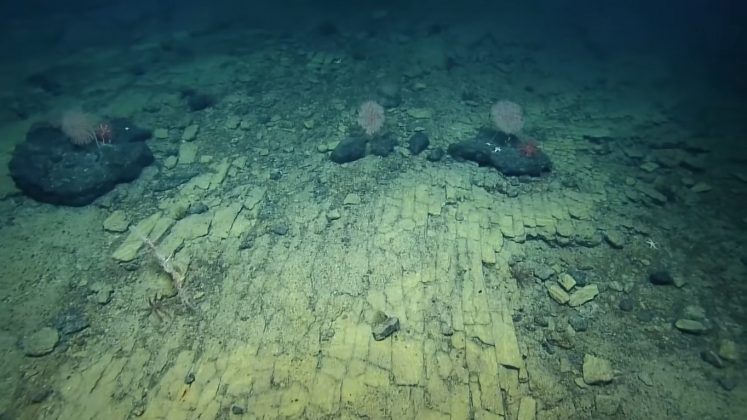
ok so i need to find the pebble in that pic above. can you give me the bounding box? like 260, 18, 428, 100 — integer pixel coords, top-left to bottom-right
568, 315, 588, 332
325, 209, 341, 221
343, 193, 361, 205
95, 286, 113, 305
188, 202, 209, 215
618, 296, 635, 312
372, 316, 400, 341
718, 339, 739, 361
533, 316, 549, 328
184, 372, 195, 384
181, 124, 199, 142
103, 210, 130, 233
603, 230, 625, 248
674, 319, 708, 334
408, 132, 430, 155
272, 224, 289, 236
640, 162, 659, 172
163, 155, 178, 169
406, 108, 432, 119
153, 128, 169, 139
225, 116, 241, 129
700, 350, 725, 368
682, 305, 706, 320
637, 372, 654, 386
582, 354, 614, 385
691, 182, 712, 193
558, 273, 576, 291
636, 310, 654, 323
567, 269, 589, 287
547, 284, 570, 305
595, 395, 621, 415
608, 281, 624, 292
718, 376, 738, 391
533, 264, 555, 281
649, 271, 674, 285
426, 147, 444, 162
29, 389, 53, 403
568, 284, 599, 307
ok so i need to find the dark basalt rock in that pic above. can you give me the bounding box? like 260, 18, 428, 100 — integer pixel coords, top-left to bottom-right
330, 136, 367, 164
649, 271, 674, 285
447, 129, 552, 177
408, 132, 430, 155
181, 88, 216, 111
9, 119, 153, 206
426, 147, 445, 162
372, 316, 400, 341
369, 134, 396, 157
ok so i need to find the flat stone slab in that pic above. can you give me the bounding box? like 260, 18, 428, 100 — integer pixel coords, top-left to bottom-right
569, 284, 599, 307
23, 327, 60, 357
583, 354, 614, 385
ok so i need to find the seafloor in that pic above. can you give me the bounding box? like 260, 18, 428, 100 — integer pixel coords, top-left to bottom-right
0, 9, 746, 420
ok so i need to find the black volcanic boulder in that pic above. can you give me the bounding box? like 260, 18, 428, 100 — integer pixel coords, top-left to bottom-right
448, 129, 551, 177
330, 136, 367, 164
9, 118, 153, 206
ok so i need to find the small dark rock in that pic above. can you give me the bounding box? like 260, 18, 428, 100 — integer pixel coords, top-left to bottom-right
718, 376, 738, 391
321, 328, 335, 341
701, 350, 725, 368
188, 202, 209, 215
182, 89, 216, 111
239, 235, 254, 250
231, 404, 246, 415
533, 316, 549, 328
618, 296, 635, 312
636, 310, 655, 323
426, 147, 445, 162
369, 135, 396, 157
184, 372, 195, 384
52, 308, 89, 336
567, 269, 589, 287
533, 264, 555, 281
372, 316, 400, 341
29, 389, 53, 403
408, 133, 430, 155
568, 315, 588, 332
272, 224, 289, 236
131, 403, 146, 417
330, 137, 367, 164
547, 330, 574, 349
649, 271, 674, 285
269, 169, 283, 180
